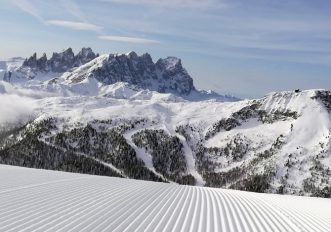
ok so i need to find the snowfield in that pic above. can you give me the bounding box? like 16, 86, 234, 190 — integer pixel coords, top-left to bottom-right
0, 165, 331, 232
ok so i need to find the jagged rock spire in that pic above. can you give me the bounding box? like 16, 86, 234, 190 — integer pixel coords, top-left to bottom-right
22, 47, 98, 73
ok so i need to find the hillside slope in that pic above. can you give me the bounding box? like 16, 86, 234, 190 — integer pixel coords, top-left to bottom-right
0, 49, 330, 197
0, 86, 330, 196
0, 165, 330, 232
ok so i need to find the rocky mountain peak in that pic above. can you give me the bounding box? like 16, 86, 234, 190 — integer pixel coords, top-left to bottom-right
156, 57, 182, 71
22, 52, 37, 68
21, 47, 98, 73
75, 47, 98, 66
140, 53, 153, 63
65, 51, 196, 95
127, 51, 138, 60
18, 48, 197, 96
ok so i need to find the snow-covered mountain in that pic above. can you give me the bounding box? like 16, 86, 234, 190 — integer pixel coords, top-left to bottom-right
3, 48, 237, 101
63, 52, 194, 95
0, 48, 330, 198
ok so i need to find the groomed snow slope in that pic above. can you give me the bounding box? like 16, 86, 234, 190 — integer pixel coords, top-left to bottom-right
0, 165, 330, 232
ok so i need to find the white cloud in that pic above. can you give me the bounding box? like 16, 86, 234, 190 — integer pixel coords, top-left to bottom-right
46, 20, 102, 32
100, 0, 227, 8
12, 1, 101, 33
98, 35, 159, 44
60, 0, 85, 21
12, 0, 43, 21
0, 81, 37, 125
0, 94, 36, 125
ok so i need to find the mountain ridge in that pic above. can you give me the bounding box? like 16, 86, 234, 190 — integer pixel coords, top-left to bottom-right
3, 47, 238, 101
21, 47, 99, 73
0, 48, 330, 198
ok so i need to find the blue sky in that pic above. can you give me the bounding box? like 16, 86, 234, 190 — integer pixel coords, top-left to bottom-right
0, 0, 330, 98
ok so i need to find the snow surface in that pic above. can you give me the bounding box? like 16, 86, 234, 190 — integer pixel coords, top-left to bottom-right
0, 165, 330, 232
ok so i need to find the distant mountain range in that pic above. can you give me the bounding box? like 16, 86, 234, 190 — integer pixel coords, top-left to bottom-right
0, 48, 330, 198
4, 48, 237, 101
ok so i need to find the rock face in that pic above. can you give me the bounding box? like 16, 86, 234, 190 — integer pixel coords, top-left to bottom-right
22, 48, 98, 73
74, 48, 99, 67
155, 56, 194, 95
66, 52, 195, 95
20, 49, 195, 95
